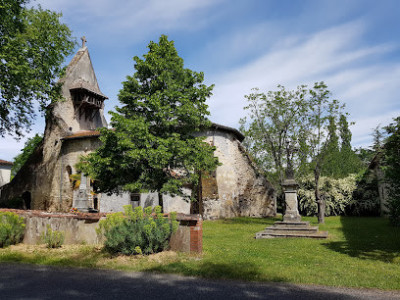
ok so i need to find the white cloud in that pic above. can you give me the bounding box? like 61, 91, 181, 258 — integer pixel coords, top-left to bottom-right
36, 0, 224, 42
207, 21, 399, 149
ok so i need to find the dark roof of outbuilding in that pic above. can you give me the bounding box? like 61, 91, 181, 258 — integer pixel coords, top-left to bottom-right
0, 159, 13, 166
61, 123, 245, 143
62, 130, 101, 141
210, 123, 245, 142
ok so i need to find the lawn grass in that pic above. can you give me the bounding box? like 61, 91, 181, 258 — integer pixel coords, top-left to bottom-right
0, 216, 399, 290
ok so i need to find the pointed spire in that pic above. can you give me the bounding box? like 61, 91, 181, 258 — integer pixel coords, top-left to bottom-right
62, 44, 107, 99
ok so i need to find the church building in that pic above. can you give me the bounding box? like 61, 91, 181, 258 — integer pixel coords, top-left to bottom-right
0, 42, 276, 219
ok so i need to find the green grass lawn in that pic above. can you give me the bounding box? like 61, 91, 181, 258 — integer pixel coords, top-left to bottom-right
1, 216, 399, 290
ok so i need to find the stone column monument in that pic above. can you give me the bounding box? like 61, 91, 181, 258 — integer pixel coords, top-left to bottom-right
256, 176, 328, 239
73, 174, 90, 212
282, 178, 301, 222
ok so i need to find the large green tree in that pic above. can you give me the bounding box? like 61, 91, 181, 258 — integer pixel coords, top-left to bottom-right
79, 35, 218, 201
0, 1, 75, 137
241, 82, 352, 223
306, 82, 343, 223
239, 85, 311, 190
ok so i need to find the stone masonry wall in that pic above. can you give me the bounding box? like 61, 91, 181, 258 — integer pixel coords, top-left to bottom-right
200, 130, 276, 219
0, 209, 203, 253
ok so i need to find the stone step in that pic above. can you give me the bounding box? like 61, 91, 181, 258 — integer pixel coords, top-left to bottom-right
256, 231, 328, 239
265, 226, 319, 234
272, 221, 311, 229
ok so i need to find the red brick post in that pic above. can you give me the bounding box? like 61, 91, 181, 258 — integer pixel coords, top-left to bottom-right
190, 216, 203, 253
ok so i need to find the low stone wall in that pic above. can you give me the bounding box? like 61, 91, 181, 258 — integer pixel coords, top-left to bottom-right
0, 209, 202, 253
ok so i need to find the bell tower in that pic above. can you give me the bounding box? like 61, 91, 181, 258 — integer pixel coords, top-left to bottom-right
55, 36, 108, 134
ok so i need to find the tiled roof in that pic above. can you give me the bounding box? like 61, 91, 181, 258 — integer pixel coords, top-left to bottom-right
62, 130, 100, 140
0, 159, 13, 166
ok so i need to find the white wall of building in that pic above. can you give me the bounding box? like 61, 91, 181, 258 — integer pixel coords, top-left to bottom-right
0, 165, 12, 187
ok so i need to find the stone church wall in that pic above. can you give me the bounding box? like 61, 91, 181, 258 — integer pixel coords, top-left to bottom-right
100, 191, 158, 213
199, 130, 276, 219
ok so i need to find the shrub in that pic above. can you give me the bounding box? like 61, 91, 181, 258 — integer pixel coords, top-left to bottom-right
346, 170, 380, 216
41, 224, 65, 248
0, 212, 25, 247
383, 117, 400, 226
98, 205, 178, 255
386, 183, 400, 227
298, 174, 357, 216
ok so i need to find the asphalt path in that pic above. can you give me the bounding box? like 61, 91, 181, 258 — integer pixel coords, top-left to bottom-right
0, 263, 399, 299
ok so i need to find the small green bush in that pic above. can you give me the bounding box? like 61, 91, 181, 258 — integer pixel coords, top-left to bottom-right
98, 205, 178, 255
0, 212, 25, 247
41, 225, 65, 248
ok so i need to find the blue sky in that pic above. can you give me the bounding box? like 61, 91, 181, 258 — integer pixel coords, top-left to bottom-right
1, 0, 400, 161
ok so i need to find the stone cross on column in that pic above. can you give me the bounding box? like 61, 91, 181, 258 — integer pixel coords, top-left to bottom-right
81, 36, 87, 48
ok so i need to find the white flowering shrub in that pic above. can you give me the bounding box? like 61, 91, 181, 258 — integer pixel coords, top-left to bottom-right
297, 174, 357, 216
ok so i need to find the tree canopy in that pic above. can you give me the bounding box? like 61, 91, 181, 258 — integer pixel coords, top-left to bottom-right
11, 133, 42, 178
79, 35, 218, 198
0, 1, 75, 137
240, 82, 359, 223
239, 85, 311, 187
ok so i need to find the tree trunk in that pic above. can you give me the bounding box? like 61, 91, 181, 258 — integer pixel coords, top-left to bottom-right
314, 164, 325, 224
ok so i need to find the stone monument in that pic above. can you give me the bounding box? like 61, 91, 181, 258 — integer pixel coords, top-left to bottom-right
282, 178, 301, 222
256, 175, 328, 239
73, 174, 90, 212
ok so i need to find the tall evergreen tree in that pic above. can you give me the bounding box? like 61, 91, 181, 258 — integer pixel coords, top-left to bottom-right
321, 116, 341, 177
79, 35, 218, 199
338, 114, 362, 176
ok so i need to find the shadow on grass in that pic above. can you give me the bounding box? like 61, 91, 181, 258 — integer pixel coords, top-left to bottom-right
323, 216, 400, 263
146, 260, 284, 282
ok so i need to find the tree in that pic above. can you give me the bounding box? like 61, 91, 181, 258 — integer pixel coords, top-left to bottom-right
241, 82, 349, 223
383, 117, 400, 226
306, 82, 343, 224
0, 1, 75, 137
11, 133, 43, 178
321, 114, 363, 178
321, 115, 341, 177
79, 35, 218, 202
338, 114, 363, 176
239, 85, 311, 192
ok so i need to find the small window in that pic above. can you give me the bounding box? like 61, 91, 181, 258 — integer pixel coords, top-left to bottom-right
130, 193, 140, 202
131, 193, 140, 208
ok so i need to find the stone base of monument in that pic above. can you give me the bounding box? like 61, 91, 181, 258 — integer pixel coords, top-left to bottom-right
255, 221, 328, 239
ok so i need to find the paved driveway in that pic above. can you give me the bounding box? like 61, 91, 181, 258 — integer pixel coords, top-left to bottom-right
0, 263, 399, 299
